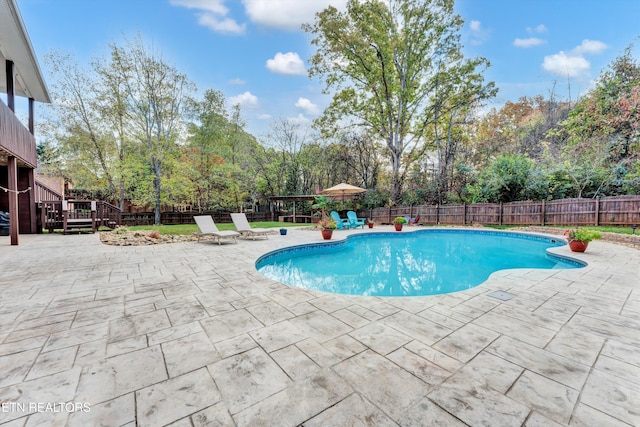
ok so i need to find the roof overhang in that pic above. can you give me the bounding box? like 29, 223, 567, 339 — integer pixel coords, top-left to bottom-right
0, 0, 50, 103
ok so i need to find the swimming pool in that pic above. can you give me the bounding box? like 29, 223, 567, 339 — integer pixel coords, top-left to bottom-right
256, 230, 585, 297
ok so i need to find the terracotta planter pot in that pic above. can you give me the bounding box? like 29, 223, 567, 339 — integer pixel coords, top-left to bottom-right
394, 223, 403, 231
568, 239, 589, 252
321, 229, 333, 240
368, 222, 374, 228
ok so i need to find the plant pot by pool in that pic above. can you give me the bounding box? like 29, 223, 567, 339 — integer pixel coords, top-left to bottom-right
280, 229, 287, 235
568, 240, 588, 252
321, 229, 333, 240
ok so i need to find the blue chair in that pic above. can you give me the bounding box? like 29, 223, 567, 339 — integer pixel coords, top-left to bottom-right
347, 211, 365, 229
330, 211, 349, 229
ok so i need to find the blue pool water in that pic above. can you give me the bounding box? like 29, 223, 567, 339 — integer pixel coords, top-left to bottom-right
256, 230, 584, 297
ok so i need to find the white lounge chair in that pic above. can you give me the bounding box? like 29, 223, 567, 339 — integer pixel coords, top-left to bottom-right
193, 215, 240, 245
230, 213, 271, 240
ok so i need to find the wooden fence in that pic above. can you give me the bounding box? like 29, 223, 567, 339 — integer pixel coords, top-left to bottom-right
360, 195, 640, 227
121, 211, 273, 226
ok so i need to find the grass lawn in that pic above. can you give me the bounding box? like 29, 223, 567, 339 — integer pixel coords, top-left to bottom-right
485, 224, 638, 235
123, 221, 310, 235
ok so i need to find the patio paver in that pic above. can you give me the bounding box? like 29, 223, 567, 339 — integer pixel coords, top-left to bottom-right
0, 226, 639, 426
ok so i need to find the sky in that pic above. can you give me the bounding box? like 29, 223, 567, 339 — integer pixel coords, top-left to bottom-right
14, 0, 640, 138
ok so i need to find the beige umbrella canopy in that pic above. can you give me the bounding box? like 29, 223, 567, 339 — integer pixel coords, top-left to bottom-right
321, 183, 367, 197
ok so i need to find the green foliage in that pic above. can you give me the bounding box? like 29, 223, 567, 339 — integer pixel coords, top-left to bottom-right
564, 228, 602, 242
468, 155, 537, 203
392, 216, 408, 224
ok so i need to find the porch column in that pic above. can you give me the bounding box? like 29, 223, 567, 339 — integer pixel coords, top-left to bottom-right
29, 97, 35, 134
29, 169, 36, 232
8, 156, 19, 245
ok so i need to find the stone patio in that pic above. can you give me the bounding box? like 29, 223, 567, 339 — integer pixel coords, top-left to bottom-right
0, 226, 638, 426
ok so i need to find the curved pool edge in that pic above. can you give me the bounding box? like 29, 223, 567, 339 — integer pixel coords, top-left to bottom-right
255, 228, 588, 297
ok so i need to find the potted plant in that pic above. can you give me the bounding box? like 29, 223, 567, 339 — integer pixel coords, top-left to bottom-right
280, 228, 287, 235
563, 228, 602, 252
318, 217, 337, 240
367, 218, 374, 229
392, 216, 407, 231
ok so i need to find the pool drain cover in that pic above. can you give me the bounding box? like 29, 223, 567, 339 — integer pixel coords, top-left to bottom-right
488, 290, 516, 301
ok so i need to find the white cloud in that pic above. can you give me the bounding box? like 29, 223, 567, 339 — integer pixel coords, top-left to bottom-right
198, 14, 246, 34
574, 39, 608, 54
242, 0, 347, 30
287, 113, 310, 125
542, 51, 590, 77
266, 52, 306, 75
527, 24, 547, 34
170, 0, 227, 14
469, 20, 489, 46
229, 91, 259, 108
513, 37, 545, 48
257, 113, 272, 120
229, 78, 246, 85
295, 97, 319, 115
542, 39, 608, 77
171, 0, 245, 35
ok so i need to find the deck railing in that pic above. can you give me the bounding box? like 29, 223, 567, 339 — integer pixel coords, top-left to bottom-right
40, 200, 121, 232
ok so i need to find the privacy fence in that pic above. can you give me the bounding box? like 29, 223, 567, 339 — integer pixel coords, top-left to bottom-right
118, 195, 640, 227
361, 196, 640, 227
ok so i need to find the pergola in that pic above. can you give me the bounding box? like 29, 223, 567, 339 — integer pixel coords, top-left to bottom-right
0, 0, 51, 245
267, 195, 318, 223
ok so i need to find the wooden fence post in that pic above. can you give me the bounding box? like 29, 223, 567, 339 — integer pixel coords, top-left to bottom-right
595, 198, 600, 226
436, 204, 440, 225
499, 203, 503, 226
541, 200, 545, 226
463, 203, 467, 225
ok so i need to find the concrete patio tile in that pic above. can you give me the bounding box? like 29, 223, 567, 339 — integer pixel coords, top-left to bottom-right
25, 346, 77, 381
207, 347, 290, 414
544, 327, 605, 365
453, 351, 523, 394
200, 309, 264, 343
349, 321, 411, 355
507, 370, 579, 424
333, 350, 429, 420
382, 310, 452, 346
524, 411, 565, 427
233, 368, 352, 427
432, 323, 500, 362
72, 303, 125, 329
396, 396, 468, 427
161, 331, 221, 377
0, 349, 40, 388
580, 368, 640, 426
67, 393, 135, 427
403, 340, 464, 372
43, 322, 109, 352
0, 367, 82, 424
146, 321, 204, 346
416, 306, 466, 329
289, 310, 352, 343
487, 335, 590, 390
245, 300, 295, 325
75, 339, 108, 366
331, 307, 370, 328
309, 294, 356, 313
164, 301, 210, 326
296, 338, 344, 368
230, 294, 272, 310
214, 333, 258, 358
569, 403, 633, 427
322, 334, 367, 361
429, 373, 530, 427
190, 402, 235, 427
387, 347, 451, 387
75, 345, 167, 405
304, 393, 396, 426
601, 336, 640, 368
4, 320, 72, 343
249, 320, 308, 353
270, 344, 322, 381
473, 310, 557, 347
136, 368, 221, 427
105, 335, 148, 358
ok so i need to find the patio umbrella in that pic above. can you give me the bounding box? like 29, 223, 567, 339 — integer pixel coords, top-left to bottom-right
321, 183, 367, 198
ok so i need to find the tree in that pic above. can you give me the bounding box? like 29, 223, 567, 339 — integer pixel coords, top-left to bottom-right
468, 154, 538, 203
109, 37, 195, 224
304, 0, 496, 203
